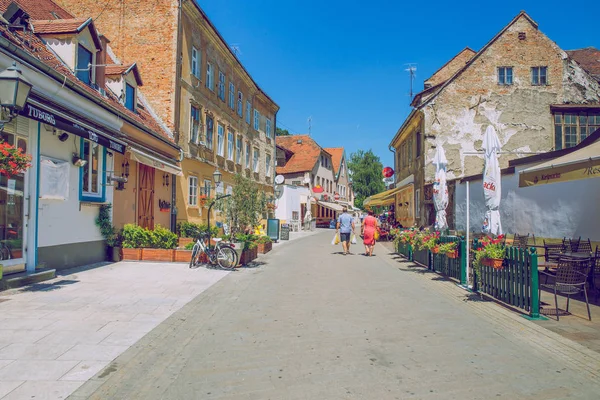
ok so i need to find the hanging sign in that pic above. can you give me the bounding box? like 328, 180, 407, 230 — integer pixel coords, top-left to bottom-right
382, 167, 394, 178
21, 103, 126, 154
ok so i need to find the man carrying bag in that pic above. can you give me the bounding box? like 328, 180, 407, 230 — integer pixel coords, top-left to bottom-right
336, 207, 355, 255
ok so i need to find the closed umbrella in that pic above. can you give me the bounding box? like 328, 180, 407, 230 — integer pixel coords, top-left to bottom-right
482, 125, 502, 236
432, 145, 448, 231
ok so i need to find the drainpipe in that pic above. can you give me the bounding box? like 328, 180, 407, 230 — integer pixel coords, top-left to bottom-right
171, 0, 185, 233
388, 144, 396, 187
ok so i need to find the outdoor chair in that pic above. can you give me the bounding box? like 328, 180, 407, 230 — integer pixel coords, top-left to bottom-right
594, 246, 600, 296
539, 257, 592, 321
544, 240, 565, 268
564, 236, 581, 252
513, 233, 530, 249
577, 239, 593, 255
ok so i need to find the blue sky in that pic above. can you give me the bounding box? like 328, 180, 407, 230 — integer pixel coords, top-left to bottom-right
197, 0, 600, 168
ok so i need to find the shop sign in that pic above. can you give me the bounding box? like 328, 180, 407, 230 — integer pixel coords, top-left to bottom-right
21, 103, 126, 154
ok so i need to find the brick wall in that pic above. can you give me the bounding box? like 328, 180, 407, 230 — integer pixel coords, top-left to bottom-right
425, 47, 476, 88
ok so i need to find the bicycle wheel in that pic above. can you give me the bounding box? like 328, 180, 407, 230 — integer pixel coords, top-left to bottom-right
189, 243, 201, 269
0, 244, 11, 261
216, 245, 238, 270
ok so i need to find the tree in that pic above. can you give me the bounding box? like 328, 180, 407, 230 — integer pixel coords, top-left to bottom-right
347, 149, 386, 210
215, 174, 267, 237
276, 127, 290, 136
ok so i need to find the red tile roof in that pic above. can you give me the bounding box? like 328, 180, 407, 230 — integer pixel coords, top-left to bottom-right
0, 0, 73, 20
567, 47, 600, 82
31, 18, 87, 34
276, 135, 328, 174
0, 24, 172, 143
105, 63, 143, 86
324, 147, 344, 176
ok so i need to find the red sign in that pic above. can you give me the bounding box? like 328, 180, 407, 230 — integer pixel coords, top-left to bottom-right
312, 185, 324, 193
334, 193, 340, 200
382, 167, 394, 178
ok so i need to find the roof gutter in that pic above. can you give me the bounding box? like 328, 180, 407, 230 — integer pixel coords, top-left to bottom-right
0, 33, 180, 152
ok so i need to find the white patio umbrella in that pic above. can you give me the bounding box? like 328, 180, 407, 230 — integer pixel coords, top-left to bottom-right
481, 125, 502, 236
432, 145, 448, 231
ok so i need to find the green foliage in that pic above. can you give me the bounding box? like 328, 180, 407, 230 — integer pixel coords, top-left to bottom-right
438, 242, 457, 255
122, 224, 177, 249
219, 174, 267, 237
347, 149, 386, 209
95, 204, 120, 247
233, 233, 259, 250
256, 235, 272, 244
276, 127, 290, 136
176, 221, 218, 238
184, 242, 196, 250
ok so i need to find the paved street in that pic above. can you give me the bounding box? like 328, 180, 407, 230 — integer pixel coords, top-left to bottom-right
68, 231, 600, 400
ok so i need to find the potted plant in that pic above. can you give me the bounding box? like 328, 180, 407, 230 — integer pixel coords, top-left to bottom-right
439, 242, 458, 258
95, 204, 122, 262
141, 225, 177, 261
0, 140, 32, 177
473, 235, 506, 279
121, 224, 151, 260
256, 235, 273, 254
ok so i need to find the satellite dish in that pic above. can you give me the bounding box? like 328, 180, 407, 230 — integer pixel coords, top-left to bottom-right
275, 175, 285, 185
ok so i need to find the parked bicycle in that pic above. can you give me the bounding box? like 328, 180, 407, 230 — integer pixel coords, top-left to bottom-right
189, 232, 238, 270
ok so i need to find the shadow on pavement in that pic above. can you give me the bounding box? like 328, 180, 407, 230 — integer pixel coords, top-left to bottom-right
18, 279, 79, 293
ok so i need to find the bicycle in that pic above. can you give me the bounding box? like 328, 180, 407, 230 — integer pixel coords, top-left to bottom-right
0, 242, 12, 261
189, 232, 238, 270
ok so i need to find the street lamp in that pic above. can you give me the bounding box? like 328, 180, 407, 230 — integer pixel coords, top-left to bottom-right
213, 167, 222, 185
0, 62, 32, 131
206, 167, 229, 248
274, 184, 283, 199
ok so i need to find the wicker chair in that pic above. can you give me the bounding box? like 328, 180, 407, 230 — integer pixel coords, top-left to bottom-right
539, 257, 592, 321
564, 236, 582, 252
544, 240, 565, 268
513, 233, 530, 249
594, 246, 600, 295
577, 239, 593, 254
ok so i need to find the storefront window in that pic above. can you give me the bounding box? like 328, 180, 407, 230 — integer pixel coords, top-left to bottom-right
81, 138, 104, 200
0, 132, 26, 261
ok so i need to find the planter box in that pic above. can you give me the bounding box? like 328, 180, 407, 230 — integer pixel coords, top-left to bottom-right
174, 249, 192, 262
178, 237, 194, 248
141, 249, 175, 262
239, 248, 258, 265
257, 242, 272, 254
122, 248, 142, 260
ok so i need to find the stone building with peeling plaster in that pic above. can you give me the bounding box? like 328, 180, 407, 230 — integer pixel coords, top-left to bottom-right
389, 11, 600, 228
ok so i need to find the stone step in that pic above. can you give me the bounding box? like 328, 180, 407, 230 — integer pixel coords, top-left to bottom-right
1, 268, 56, 290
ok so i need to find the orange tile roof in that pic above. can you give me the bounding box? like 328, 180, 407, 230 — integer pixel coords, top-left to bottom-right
105, 63, 143, 86
276, 135, 328, 174
567, 47, 600, 82
324, 147, 344, 176
0, 0, 73, 20
31, 18, 88, 34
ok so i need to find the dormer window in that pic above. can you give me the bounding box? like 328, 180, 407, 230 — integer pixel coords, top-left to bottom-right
125, 83, 136, 112
76, 44, 93, 85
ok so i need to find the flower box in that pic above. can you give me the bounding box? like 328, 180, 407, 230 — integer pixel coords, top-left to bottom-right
122, 248, 142, 260
482, 257, 504, 269
239, 248, 257, 265
174, 249, 192, 262
178, 237, 194, 248
141, 249, 175, 262
447, 250, 459, 259
257, 242, 272, 254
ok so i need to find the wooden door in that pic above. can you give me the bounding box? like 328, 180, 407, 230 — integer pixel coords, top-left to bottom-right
138, 165, 155, 230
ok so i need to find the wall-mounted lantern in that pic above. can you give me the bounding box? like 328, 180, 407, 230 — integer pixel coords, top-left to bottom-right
0, 62, 32, 131
162, 172, 170, 187
121, 160, 130, 179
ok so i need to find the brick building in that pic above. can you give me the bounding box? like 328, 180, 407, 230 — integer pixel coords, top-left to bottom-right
390, 11, 600, 228
56, 0, 279, 226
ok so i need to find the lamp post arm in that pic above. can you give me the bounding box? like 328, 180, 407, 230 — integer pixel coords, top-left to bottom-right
207, 193, 232, 246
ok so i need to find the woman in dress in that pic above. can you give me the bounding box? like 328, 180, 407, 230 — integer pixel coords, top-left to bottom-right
361, 209, 379, 256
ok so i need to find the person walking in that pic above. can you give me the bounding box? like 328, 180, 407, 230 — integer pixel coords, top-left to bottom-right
361, 209, 379, 256
336, 207, 355, 255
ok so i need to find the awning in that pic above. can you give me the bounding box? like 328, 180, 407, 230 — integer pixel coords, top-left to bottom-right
21, 100, 126, 154
317, 201, 344, 212
363, 186, 401, 207
129, 146, 183, 176
519, 139, 600, 187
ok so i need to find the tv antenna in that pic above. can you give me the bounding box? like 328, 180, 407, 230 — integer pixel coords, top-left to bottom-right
405, 63, 417, 100
230, 44, 242, 57
308, 116, 312, 136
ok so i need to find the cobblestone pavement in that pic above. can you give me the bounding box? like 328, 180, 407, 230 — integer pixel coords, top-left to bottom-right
71, 232, 600, 399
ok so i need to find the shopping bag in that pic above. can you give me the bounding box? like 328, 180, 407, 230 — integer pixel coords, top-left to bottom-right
331, 232, 340, 245
374, 229, 380, 241
351, 233, 357, 244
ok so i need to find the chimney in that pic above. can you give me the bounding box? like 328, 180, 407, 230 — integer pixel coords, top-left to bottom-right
96, 34, 110, 91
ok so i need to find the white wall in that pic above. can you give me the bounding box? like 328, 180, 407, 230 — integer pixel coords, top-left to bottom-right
455, 165, 600, 240
37, 126, 114, 247
275, 185, 309, 222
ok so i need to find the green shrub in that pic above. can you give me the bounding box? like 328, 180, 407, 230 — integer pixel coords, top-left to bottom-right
122, 224, 151, 248
184, 242, 196, 250
151, 225, 178, 249
256, 235, 272, 244
177, 221, 219, 238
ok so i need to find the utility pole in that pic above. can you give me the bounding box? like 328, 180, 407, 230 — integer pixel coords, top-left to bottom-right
405, 63, 417, 100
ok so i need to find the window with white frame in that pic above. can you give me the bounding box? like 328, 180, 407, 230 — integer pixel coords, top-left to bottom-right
266, 153, 272, 176
191, 46, 200, 78
206, 62, 213, 91
253, 109, 260, 131
531, 66, 547, 86
188, 176, 198, 206
236, 135, 242, 164
206, 115, 214, 150
204, 179, 212, 198
227, 131, 234, 161
253, 147, 259, 173
190, 105, 200, 143
217, 123, 225, 156
81, 139, 103, 199
237, 91, 243, 117
246, 100, 251, 124
266, 119, 272, 138
229, 82, 235, 109
218, 71, 225, 101
498, 66, 513, 85
245, 141, 250, 168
